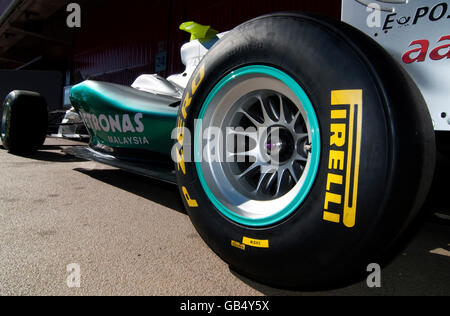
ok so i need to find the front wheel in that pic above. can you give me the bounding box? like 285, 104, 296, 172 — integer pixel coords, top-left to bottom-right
175, 12, 435, 289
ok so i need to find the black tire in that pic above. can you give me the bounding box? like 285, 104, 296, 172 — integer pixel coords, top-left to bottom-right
175, 12, 435, 289
1, 90, 48, 154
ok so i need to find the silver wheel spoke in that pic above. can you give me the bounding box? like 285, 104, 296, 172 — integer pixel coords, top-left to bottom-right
289, 164, 299, 183
296, 133, 308, 141
274, 169, 285, 197
255, 171, 271, 194
239, 109, 262, 128
290, 110, 302, 128
295, 153, 308, 163
265, 171, 278, 192
257, 96, 273, 126
238, 161, 261, 179
278, 94, 287, 124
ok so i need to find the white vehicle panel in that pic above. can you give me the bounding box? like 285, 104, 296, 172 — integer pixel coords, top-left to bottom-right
342, 0, 450, 131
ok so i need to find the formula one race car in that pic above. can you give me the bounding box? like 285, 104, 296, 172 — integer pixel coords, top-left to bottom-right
0, 8, 444, 289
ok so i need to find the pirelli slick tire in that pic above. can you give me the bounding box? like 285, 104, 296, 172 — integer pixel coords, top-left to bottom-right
175, 12, 435, 289
1, 91, 48, 154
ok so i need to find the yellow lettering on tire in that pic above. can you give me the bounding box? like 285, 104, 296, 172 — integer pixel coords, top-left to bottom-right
181, 93, 192, 120
331, 109, 347, 119
326, 173, 343, 191
329, 150, 345, 170
176, 148, 186, 175
323, 90, 363, 228
182, 186, 198, 208
191, 64, 205, 95
330, 124, 346, 147
324, 192, 342, 210
242, 237, 269, 249
323, 211, 341, 223
231, 240, 246, 251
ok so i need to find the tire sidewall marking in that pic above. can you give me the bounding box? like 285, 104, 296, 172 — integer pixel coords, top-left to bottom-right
177, 65, 206, 208
324, 90, 363, 228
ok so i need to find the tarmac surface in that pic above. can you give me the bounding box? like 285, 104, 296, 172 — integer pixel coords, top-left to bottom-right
0, 138, 449, 296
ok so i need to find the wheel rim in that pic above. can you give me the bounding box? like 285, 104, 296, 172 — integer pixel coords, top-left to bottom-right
194, 65, 321, 227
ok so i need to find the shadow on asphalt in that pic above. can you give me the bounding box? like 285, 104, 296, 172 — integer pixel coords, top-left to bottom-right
73, 167, 186, 216
28, 149, 86, 163
41, 144, 84, 150
0, 144, 86, 163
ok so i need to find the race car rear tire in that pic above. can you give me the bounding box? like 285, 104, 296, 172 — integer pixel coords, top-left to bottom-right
1, 91, 48, 154
175, 12, 435, 289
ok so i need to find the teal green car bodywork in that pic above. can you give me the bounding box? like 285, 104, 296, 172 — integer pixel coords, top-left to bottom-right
70, 80, 179, 156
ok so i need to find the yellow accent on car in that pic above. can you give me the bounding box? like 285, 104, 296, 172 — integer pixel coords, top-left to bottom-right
180, 22, 218, 41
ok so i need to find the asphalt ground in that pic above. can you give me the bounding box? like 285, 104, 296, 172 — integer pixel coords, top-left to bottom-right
0, 138, 449, 296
